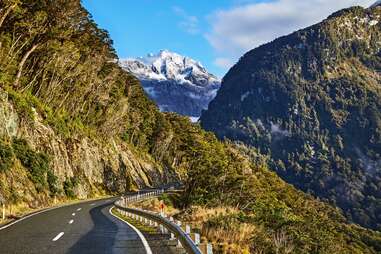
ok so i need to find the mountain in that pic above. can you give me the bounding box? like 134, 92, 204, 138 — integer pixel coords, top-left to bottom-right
1, 1, 381, 253
371, 0, 381, 8
201, 5, 381, 230
120, 50, 220, 118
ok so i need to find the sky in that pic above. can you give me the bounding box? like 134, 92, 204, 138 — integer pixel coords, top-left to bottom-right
82, 0, 375, 78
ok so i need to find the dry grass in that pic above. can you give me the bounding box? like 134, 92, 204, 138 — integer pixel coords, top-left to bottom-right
130, 197, 179, 216
129, 200, 256, 253
179, 206, 256, 253
182, 206, 239, 222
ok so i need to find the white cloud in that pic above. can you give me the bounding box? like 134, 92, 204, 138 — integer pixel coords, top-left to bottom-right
214, 57, 234, 69
206, 0, 375, 71
173, 6, 199, 35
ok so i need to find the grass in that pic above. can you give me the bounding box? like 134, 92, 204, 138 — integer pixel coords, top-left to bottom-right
111, 207, 158, 234
132, 197, 253, 253
129, 196, 179, 216
178, 206, 254, 254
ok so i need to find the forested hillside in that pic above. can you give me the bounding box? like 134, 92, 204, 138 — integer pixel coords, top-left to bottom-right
201, 5, 381, 231
0, 1, 380, 253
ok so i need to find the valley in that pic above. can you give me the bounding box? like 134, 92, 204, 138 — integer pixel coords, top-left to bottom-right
0, 1, 380, 253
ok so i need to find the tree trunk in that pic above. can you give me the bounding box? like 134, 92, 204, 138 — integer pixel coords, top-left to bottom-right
0, 3, 17, 30
14, 43, 40, 88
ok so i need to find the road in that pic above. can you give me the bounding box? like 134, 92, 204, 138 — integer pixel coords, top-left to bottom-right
0, 198, 173, 254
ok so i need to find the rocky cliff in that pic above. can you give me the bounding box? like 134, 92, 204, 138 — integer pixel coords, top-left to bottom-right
0, 0, 181, 208
0, 87, 178, 206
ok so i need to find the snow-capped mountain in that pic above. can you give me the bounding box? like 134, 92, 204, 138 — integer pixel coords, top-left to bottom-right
120, 50, 221, 119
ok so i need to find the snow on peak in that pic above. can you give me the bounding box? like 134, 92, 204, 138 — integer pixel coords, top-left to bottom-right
120, 50, 220, 87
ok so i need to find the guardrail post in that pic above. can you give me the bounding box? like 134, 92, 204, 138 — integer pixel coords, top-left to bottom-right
2, 203, 5, 220
124, 197, 127, 216
114, 189, 203, 254
194, 233, 200, 245
185, 225, 191, 235
176, 221, 182, 247
207, 243, 213, 254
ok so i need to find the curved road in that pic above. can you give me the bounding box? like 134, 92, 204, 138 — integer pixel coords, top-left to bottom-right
0, 198, 172, 254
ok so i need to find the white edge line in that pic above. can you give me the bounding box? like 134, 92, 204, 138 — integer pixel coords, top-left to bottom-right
52, 232, 65, 241
0, 205, 64, 231
109, 206, 153, 254
0, 197, 113, 231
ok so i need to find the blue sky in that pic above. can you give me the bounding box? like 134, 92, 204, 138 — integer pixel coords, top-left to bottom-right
82, 0, 374, 78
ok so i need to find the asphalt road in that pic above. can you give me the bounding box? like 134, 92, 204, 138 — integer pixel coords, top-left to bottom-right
0, 198, 173, 254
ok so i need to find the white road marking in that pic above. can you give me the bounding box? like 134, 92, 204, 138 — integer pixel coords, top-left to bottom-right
72, 213, 76, 216
77, 208, 81, 211
90, 203, 96, 206
0, 205, 68, 231
52, 232, 64, 241
109, 207, 152, 254
69, 219, 74, 224
0, 198, 112, 231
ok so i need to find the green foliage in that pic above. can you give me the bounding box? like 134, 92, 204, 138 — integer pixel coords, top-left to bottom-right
47, 171, 59, 195
158, 193, 174, 207
201, 6, 381, 231
63, 177, 78, 198
12, 138, 50, 192
7, 90, 36, 120
0, 1, 379, 253
120, 103, 381, 252
0, 139, 14, 172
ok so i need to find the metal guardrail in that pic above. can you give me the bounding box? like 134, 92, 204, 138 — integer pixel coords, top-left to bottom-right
114, 190, 211, 254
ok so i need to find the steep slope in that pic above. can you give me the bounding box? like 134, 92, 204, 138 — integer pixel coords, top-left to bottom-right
0, 1, 380, 253
0, 0, 180, 203
120, 50, 220, 118
201, 5, 381, 230
371, 1, 381, 8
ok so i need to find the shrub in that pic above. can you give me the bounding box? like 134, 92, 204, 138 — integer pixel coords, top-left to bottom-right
47, 170, 59, 195
63, 177, 78, 198
12, 138, 50, 192
0, 139, 14, 172
7, 90, 35, 120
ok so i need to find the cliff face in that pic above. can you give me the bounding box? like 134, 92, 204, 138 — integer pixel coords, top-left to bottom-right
0, 88, 177, 207
201, 6, 381, 229
0, 0, 186, 208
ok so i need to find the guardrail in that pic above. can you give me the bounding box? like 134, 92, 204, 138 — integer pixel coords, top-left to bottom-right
114, 190, 213, 254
